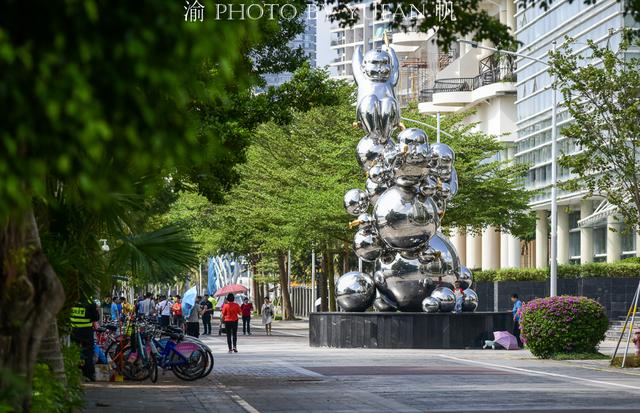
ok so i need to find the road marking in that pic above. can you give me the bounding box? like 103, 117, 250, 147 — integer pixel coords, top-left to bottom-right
439, 354, 640, 392
214, 380, 261, 413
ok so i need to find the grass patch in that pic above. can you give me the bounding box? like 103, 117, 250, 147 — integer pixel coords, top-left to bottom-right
550, 352, 609, 360
610, 355, 640, 368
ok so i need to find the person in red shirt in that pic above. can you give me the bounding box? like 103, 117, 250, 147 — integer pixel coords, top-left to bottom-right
221, 293, 242, 353
240, 298, 254, 336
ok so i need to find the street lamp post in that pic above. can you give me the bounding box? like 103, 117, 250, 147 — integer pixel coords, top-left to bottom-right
459, 39, 558, 296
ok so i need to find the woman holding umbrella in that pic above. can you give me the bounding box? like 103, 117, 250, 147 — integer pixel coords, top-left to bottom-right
221, 293, 242, 353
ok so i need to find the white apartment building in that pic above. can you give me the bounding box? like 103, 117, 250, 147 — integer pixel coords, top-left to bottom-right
514, 0, 639, 267
418, 0, 522, 270
328, 2, 439, 106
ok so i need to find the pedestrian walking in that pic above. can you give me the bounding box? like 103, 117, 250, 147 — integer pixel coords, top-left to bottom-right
511, 293, 523, 348
172, 295, 183, 328
221, 293, 242, 353
201, 294, 213, 335
261, 298, 274, 336
110, 297, 120, 322
70, 298, 100, 381
186, 295, 201, 338
156, 295, 173, 327
241, 298, 253, 335
453, 281, 464, 313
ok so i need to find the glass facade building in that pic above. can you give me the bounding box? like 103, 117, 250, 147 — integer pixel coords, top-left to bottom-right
514, 0, 638, 265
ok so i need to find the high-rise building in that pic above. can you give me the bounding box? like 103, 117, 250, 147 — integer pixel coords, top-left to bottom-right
263, 11, 317, 87
513, 0, 639, 266
419, 0, 521, 270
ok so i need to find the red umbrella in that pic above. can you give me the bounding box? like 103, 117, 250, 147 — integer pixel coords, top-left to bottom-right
213, 283, 248, 297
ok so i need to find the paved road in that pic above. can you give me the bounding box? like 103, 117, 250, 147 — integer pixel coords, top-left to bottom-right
84, 320, 640, 413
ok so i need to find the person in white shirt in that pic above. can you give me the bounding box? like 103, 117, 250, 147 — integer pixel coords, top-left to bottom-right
156, 295, 174, 327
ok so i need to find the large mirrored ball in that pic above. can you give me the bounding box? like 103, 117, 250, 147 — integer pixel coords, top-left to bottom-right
353, 228, 383, 262
422, 296, 440, 313
344, 189, 370, 216
374, 253, 433, 311
373, 186, 438, 250
462, 288, 478, 312
335, 271, 376, 312
431, 287, 456, 312
356, 136, 386, 171
457, 265, 473, 290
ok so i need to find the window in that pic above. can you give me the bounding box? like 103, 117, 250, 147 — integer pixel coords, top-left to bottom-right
593, 226, 606, 258
569, 211, 581, 260
621, 227, 636, 257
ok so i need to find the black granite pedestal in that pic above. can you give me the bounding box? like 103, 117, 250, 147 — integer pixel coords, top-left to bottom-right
309, 311, 513, 349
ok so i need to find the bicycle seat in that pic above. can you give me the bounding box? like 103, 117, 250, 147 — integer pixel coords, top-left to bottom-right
95, 327, 107, 333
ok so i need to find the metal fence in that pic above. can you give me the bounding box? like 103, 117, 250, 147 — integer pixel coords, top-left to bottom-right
289, 286, 315, 318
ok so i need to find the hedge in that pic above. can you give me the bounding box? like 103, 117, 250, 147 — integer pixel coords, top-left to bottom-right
473, 262, 640, 282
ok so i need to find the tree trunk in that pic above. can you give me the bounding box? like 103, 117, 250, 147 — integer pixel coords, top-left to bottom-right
342, 242, 350, 275
319, 250, 328, 312
37, 319, 65, 380
327, 251, 336, 312
276, 252, 294, 320
0, 209, 65, 412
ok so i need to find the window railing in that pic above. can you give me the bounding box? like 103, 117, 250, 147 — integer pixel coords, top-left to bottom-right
420, 54, 516, 102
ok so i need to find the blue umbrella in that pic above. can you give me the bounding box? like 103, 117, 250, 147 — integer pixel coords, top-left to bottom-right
207, 257, 217, 296
182, 286, 198, 318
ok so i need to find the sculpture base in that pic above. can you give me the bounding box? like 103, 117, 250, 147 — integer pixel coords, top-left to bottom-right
309, 311, 513, 349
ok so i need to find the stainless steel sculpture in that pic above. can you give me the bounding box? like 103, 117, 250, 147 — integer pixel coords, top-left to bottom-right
335, 271, 376, 312
335, 37, 478, 313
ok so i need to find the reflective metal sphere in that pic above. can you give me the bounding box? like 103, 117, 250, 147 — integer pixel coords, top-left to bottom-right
373, 186, 438, 251
431, 287, 456, 312
356, 136, 386, 171
462, 288, 478, 312
457, 265, 473, 290
392, 143, 430, 187
422, 296, 440, 313
419, 176, 437, 197
420, 233, 460, 279
373, 295, 396, 312
355, 212, 374, 230
374, 253, 433, 311
353, 228, 383, 262
430, 143, 455, 179
365, 178, 388, 205
397, 128, 428, 145
335, 271, 376, 312
344, 189, 370, 216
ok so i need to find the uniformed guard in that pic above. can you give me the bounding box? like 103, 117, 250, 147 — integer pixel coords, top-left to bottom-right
70, 298, 99, 381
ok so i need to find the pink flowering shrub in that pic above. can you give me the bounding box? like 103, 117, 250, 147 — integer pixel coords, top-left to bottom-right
520, 296, 608, 358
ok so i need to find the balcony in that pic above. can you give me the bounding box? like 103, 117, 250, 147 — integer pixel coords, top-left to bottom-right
420, 54, 516, 105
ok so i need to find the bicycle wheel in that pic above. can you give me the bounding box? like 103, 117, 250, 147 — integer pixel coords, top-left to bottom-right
172, 349, 208, 381
115, 345, 151, 381
149, 354, 158, 383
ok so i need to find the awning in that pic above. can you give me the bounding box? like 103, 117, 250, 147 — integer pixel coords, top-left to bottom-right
390, 44, 420, 53
577, 200, 617, 228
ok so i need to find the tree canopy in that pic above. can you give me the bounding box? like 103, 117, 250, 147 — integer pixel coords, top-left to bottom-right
551, 35, 640, 229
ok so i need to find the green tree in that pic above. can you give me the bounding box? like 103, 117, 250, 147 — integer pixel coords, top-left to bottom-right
401, 107, 535, 237
551, 36, 640, 229
0, 0, 305, 409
